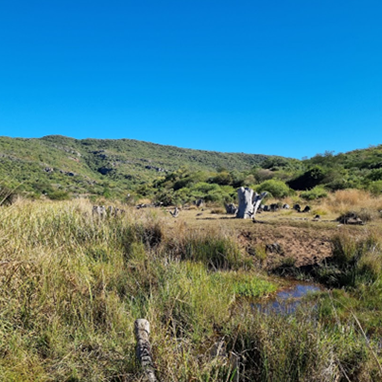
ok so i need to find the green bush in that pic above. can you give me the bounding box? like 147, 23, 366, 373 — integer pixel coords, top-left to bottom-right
300, 186, 328, 200
189, 182, 235, 203
255, 179, 292, 198
368, 180, 382, 196
366, 168, 382, 181
209, 170, 233, 185
48, 190, 70, 200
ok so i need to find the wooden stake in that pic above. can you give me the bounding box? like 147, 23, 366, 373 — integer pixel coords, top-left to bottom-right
134, 319, 158, 382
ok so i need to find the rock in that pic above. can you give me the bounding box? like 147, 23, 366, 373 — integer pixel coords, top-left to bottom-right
337, 212, 364, 225
270, 203, 280, 212
224, 203, 237, 214
194, 199, 204, 207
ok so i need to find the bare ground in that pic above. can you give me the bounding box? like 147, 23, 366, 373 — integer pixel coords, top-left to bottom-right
160, 207, 375, 269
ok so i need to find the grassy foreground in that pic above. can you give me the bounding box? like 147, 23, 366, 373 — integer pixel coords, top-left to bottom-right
0, 200, 381, 381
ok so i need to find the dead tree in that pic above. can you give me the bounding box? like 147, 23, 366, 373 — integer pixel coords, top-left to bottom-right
169, 207, 179, 218
92, 205, 106, 218
236, 187, 267, 219
134, 319, 158, 382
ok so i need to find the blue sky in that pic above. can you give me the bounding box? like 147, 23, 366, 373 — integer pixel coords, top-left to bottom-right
1, 1, 381, 158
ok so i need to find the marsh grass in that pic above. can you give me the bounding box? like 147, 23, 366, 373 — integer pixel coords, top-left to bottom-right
0, 200, 381, 381
317, 230, 382, 287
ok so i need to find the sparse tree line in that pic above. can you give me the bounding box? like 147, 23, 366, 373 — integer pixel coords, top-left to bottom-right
132, 147, 382, 207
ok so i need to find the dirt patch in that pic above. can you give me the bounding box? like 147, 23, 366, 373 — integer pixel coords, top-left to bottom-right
238, 225, 333, 268
155, 208, 375, 269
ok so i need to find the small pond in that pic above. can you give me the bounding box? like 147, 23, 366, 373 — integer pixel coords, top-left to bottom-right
254, 283, 322, 315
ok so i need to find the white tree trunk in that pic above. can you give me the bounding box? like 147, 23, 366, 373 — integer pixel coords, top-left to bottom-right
236, 188, 267, 219
236, 187, 254, 218
253, 192, 267, 216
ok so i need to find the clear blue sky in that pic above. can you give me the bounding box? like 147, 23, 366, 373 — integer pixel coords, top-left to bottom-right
1, 1, 381, 158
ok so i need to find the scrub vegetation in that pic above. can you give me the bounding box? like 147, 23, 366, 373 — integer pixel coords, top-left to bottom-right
2, 137, 382, 380
2, 136, 382, 204
1, 198, 382, 381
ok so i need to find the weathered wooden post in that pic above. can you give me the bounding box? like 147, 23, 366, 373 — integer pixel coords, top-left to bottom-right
134, 319, 158, 382
236, 187, 267, 219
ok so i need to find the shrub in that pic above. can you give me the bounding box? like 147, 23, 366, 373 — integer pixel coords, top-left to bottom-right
48, 190, 70, 200
288, 166, 326, 190
368, 180, 382, 196
366, 168, 382, 181
209, 171, 233, 186
255, 179, 292, 199
252, 168, 275, 183
190, 182, 235, 203
300, 186, 328, 201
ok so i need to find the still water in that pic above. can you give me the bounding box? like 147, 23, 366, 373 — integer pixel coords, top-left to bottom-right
254, 283, 322, 315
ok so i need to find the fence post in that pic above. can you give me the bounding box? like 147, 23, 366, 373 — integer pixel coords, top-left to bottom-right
134, 319, 158, 382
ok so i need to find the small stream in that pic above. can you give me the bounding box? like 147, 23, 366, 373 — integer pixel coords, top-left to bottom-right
254, 283, 322, 315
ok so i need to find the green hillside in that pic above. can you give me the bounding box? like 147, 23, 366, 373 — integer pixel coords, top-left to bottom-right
2, 135, 382, 202
0, 135, 269, 199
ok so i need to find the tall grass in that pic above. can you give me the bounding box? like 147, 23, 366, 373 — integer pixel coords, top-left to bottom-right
0, 200, 381, 381
315, 230, 382, 288
320, 189, 382, 216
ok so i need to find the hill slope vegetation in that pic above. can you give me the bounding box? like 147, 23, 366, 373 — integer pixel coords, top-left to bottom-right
0, 135, 268, 199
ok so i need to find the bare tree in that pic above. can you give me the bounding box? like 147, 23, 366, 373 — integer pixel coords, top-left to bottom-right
169, 207, 179, 218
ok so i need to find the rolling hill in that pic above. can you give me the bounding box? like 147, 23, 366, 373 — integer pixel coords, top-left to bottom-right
0, 135, 269, 198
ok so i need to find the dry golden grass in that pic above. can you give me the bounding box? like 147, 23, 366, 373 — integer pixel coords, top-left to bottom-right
321, 189, 382, 215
